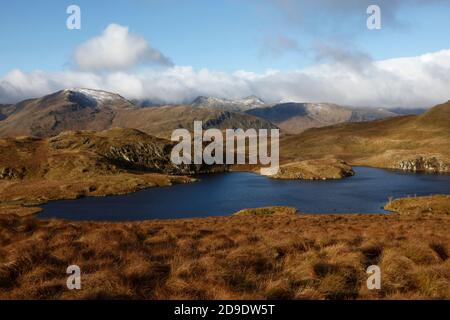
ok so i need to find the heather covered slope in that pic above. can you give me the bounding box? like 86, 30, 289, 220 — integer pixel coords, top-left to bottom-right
279, 101, 450, 172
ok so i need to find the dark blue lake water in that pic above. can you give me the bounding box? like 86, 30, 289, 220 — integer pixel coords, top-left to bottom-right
37, 167, 450, 221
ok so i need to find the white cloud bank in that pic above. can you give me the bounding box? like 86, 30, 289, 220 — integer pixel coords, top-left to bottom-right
0, 23, 449, 108
2, 49, 450, 108
74, 23, 172, 71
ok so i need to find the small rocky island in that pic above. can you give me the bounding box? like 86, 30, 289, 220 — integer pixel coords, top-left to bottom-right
270, 159, 354, 180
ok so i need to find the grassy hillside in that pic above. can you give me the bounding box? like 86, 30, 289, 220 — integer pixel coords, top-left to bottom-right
279, 101, 450, 172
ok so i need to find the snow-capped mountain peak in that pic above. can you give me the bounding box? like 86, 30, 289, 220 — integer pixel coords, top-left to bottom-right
64, 88, 125, 104
238, 95, 265, 107
191, 96, 232, 106
191, 95, 266, 111
62, 88, 133, 110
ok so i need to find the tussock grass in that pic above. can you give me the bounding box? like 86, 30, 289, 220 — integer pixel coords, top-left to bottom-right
0, 205, 449, 300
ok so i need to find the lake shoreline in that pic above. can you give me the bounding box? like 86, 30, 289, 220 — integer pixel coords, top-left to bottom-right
1, 165, 450, 219
36, 167, 450, 221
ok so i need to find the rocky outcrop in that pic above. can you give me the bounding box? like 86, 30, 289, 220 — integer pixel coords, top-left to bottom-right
105, 143, 228, 175
395, 157, 450, 173
106, 143, 176, 173
46, 128, 228, 176
0, 167, 26, 180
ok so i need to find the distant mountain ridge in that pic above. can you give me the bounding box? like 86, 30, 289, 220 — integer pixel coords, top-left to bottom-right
190, 95, 403, 134
246, 102, 398, 134
191, 95, 266, 111
387, 107, 427, 115
0, 89, 431, 137
0, 89, 276, 138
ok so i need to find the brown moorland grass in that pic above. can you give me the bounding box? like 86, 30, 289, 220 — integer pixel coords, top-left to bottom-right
0, 199, 449, 300
233, 206, 298, 216
385, 195, 450, 216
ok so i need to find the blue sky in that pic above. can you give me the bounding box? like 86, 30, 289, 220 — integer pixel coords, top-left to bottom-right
0, 0, 449, 107
1, 0, 449, 74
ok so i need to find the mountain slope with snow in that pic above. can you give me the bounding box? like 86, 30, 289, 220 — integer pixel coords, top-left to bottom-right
191, 95, 266, 111
0, 89, 276, 138
0, 88, 137, 137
